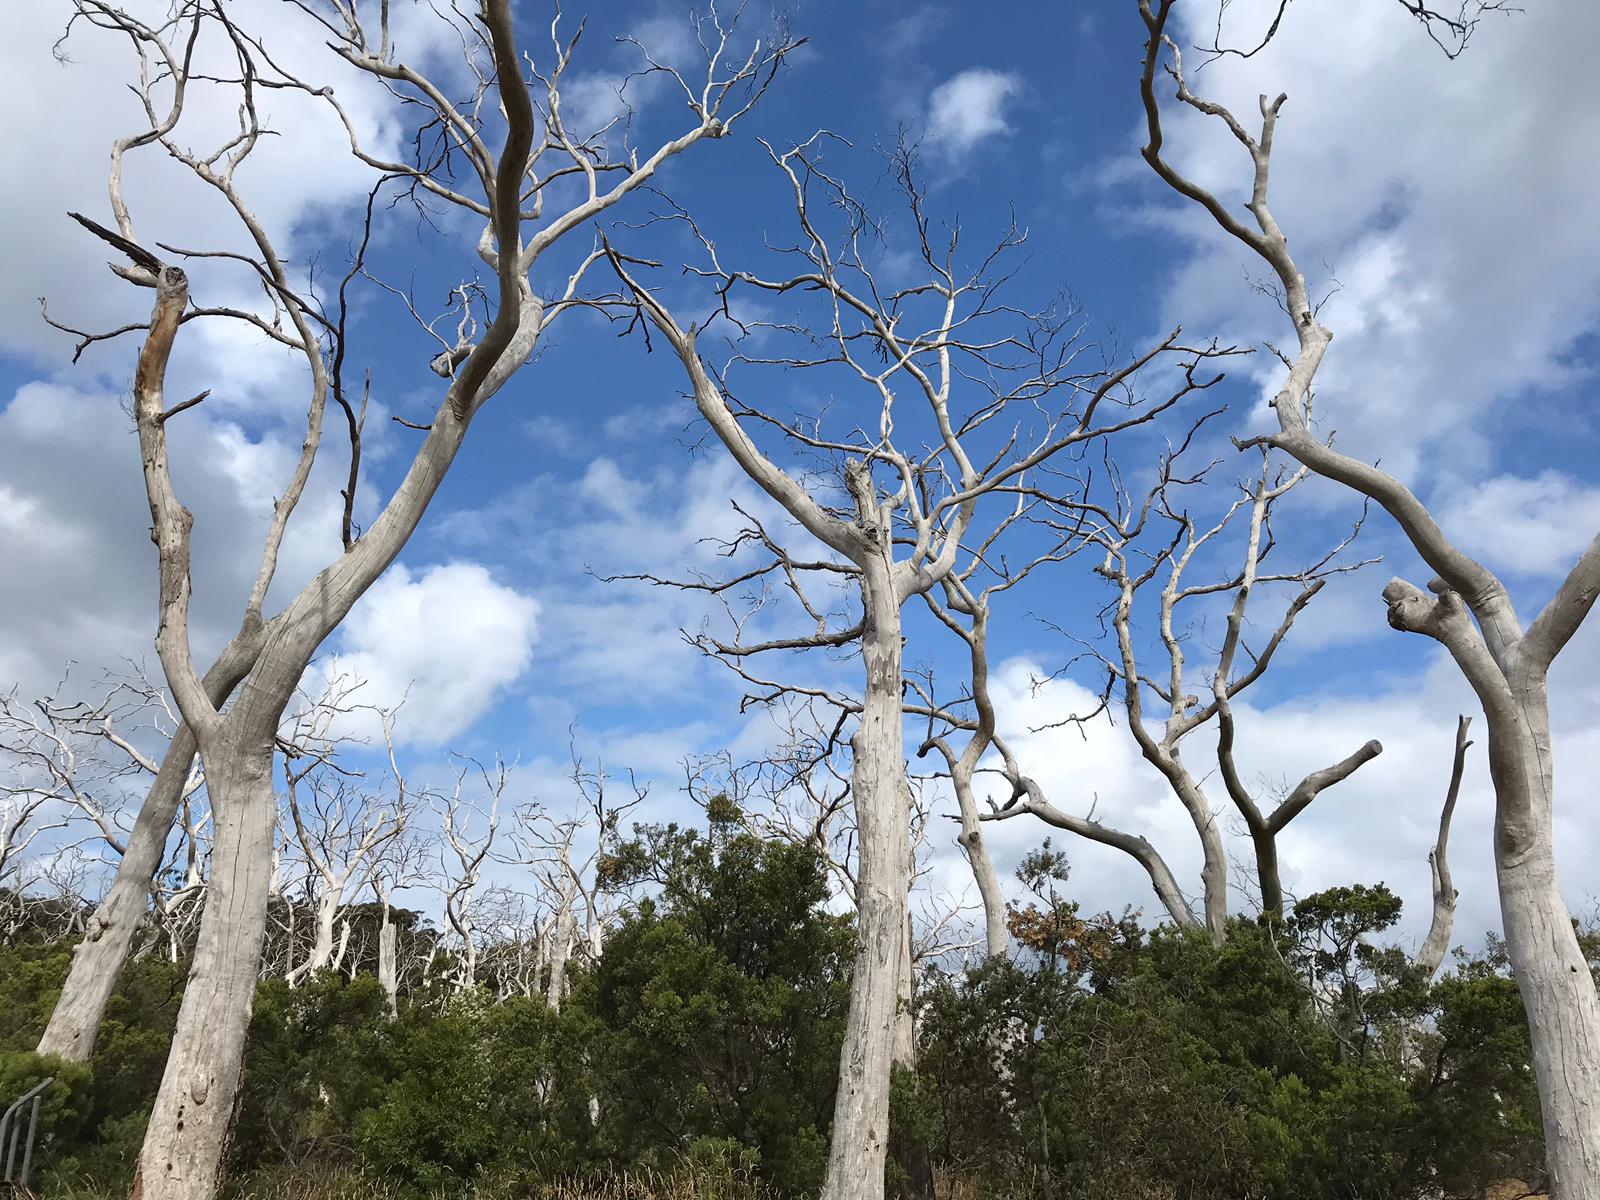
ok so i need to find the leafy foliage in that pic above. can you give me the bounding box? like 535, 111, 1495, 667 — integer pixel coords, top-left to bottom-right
0, 846, 1550, 1200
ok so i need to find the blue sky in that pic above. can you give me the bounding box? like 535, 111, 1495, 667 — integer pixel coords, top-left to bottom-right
4, 0, 1600, 952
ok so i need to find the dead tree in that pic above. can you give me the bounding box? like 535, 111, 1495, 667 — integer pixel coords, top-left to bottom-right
277, 690, 408, 987
910, 507, 1094, 961
607, 138, 1233, 1200
973, 436, 1377, 944
40, 4, 797, 1195
1415, 715, 1471, 979
434, 760, 507, 995
1137, 4, 1600, 1189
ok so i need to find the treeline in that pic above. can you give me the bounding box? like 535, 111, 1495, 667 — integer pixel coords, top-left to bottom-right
2, 813, 1567, 1200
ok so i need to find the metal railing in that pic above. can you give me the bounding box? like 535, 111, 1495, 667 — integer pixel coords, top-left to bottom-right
0, 1077, 53, 1190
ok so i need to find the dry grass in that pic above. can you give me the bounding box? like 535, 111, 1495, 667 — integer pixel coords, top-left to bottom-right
227, 1163, 781, 1200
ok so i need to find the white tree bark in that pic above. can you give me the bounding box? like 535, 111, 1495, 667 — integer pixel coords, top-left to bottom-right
138, 746, 277, 1200
1414, 715, 1470, 980
376, 903, 398, 1016
545, 905, 575, 1012
825, 553, 910, 1199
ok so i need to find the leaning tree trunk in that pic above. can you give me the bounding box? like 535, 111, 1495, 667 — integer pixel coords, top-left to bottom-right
821, 562, 910, 1200
136, 741, 278, 1200
1489, 682, 1600, 1199
39, 645, 254, 1062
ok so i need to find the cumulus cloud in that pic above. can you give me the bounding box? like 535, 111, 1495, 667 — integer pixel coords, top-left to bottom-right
0, 380, 352, 699
321, 562, 540, 748
975, 651, 1600, 951
1439, 470, 1600, 577
1141, 0, 1600, 487
926, 68, 1024, 155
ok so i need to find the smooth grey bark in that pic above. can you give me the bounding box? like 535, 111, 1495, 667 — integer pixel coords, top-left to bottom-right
918, 587, 1010, 960
137, 745, 277, 1199
37, 638, 255, 1061
826, 553, 910, 1199
376, 908, 398, 1016
545, 905, 575, 1012
1415, 715, 1470, 980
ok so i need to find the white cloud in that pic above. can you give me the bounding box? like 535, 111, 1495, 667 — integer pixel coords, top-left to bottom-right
926, 69, 1024, 156
0, 380, 352, 698
1142, 0, 1600, 486
1439, 470, 1600, 577
322, 562, 540, 748
0, 1, 416, 374
972, 650, 1600, 952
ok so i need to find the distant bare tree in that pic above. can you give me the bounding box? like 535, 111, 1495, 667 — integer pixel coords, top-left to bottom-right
276, 685, 408, 987
434, 760, 508, 995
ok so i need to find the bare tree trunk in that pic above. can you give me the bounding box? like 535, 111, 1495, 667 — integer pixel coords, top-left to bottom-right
822, 562, 908, 1200
294, 895, 340, 982
1487, 688, 1600, 1195
1165, 763, 1228, 943
953, 772, 1008, 960
1414, 715, 1470, 980
376, 910, 398, 1016
39, 644, 253, 1061
545, 906, 574, 1012
135, 748, 276, 1200
889, 904, 933, 1200
893, 906, 915, 1069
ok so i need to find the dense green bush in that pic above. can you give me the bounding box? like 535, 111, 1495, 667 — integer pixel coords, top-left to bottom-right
915, 887, 1546, 1200
1, 842, 1554, 1200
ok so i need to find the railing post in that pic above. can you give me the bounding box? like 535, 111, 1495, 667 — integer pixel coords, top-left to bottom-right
0, 1077, 54, 1189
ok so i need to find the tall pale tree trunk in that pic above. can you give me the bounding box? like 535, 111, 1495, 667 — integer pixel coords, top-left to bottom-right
545, 905, 575, 1012
953, 784, 1008, 960
289, 891, 342, 985
822, 560, 909, 1200
1486, 684, 1600, 1196
1165, 761, 1227, 943
136, 744, 277, 1200
376, 907, 398, 1016
892, 907, 915, 1068
39, 642, 254, 1061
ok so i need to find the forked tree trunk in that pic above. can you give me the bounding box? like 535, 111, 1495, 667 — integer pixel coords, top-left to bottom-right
821, 561, 908, 1200
290, 892, 341, 985
39, 646, 253, 1062
136, 744, 278, 1200
1489, 685, 1600, 1198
